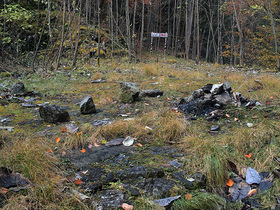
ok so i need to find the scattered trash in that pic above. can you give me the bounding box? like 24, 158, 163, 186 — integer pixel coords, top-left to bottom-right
247, 123, 253, 128
65, 123, 79, 134
91, 79, 106, 83
153, 195, 181, 207
71, 189, 89, 200
0, 126, 14, 132
122, 136, 135, 147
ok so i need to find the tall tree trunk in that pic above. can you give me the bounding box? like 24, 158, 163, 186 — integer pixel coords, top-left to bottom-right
175, 0, 182, 56
185, 0, 194, 59
172, 0, 177, 54
132, 0, 137, 59
97, 0, 101, 66
126, 0, 132, 60
195, 0, 199, 63
55, 0, 66, 71
267, 0, 280, 69
110, 0, 114, 58
232, 0, 243, 66
140, 0, 145, 61
72, 0, 81, 68
48, 0, 52, 45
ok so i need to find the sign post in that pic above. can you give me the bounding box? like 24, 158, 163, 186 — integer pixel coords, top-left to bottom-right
150, 32, 168, 59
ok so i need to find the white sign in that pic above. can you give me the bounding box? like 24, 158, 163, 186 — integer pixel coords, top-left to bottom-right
151, 32, 168, 38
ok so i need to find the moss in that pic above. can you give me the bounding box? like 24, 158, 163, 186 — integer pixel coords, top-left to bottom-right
0, 72, 12, 78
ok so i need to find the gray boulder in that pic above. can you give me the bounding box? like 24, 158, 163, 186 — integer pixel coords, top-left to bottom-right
11, 82, 25, 95
80, 95, 96, 114
119, 82, 140, 103
139, 89, 164, 98
39, 105, 70, 123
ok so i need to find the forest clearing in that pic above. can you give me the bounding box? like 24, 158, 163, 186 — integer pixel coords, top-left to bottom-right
1, 0, 280, 209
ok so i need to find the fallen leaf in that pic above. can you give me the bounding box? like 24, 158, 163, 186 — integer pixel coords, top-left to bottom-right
1, 188, 8, 194
226, 179, 234, 187
252, 116, 258, 119
269, 96, 274, 100
61, 127, 67, 132
61, 151, 66, 156
245, 153, 252, 158
226, 114, 230, 118
234, 118, 239, 121
47, 125, 51, 127
81, 169, 89, 175
137, 143, 143, 147
144, 103, 150, 106
185, 194, 192, 200
77, 131, 83, 135
80, 149, 86, 153
47, 149, 53, 153
75, 179, 83, 185
248, 189, 257, 196
88, 144, 93, 149
94, 142, 101, 147
55, 137, 60, 143
121, 203, 133, 210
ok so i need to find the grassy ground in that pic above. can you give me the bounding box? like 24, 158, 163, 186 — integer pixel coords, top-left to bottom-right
0, 55, 280, 209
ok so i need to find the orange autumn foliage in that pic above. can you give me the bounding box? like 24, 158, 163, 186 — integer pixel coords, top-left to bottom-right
226, 179, 234, 187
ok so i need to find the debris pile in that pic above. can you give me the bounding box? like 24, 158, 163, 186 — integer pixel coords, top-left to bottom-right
178, 82, 260, 121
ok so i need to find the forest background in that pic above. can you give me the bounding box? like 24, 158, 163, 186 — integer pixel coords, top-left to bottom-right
0, 0, 280, 70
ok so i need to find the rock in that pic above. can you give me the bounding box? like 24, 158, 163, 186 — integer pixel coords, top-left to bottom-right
11, 82, 25, 95
119, 82, 140, 103
139, 89, 164, 98
96, 190, 126, 209
115, 166, 164, 180
67, 145, 133, 169
214, 92, 232, 106
246, 167, 261, 184
192, 172, 206, 185
123, 184, 141, 196
105, 138, 124, 147
80, 95, 96, 114
172, 172, 194, 189
153, 195, 181, 207
80, 168, 106, 183
223, 81, 232, 92
39, 105, 70, 123
202, 84, 213, 93
210, 83, 224, 95
134, 178, 175, 198
91, 119, 112, 126
210, 125, 220, 131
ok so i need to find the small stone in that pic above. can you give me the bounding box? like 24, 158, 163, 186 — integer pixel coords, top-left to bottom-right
210, 125, 220, 131
139, 89, 164, 98
223, 81, 232, 92
11, 82, 25, 94
80, 95, 96, 114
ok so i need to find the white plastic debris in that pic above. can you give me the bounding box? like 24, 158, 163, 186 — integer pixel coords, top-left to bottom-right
247, 123, 253, 128
122, 136, 135, 146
